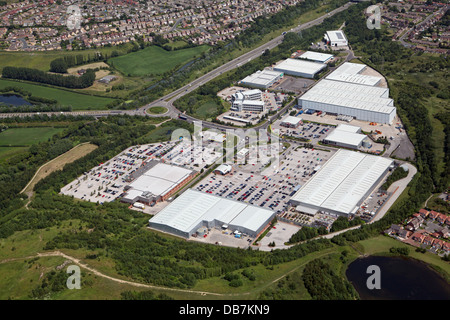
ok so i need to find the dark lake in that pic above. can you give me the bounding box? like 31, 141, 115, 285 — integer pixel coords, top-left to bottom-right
0, 94, 32, 106
346, 255, 450, 300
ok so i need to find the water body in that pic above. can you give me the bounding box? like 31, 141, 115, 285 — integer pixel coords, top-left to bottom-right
346, 256, 450, 300
0, 94, 32, 106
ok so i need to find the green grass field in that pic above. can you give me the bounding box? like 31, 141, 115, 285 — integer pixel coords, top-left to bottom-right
108, 45, 210, 76
146, 106, 168, 114
0, 44, 135, 72
0, 79, 116, 110
0, 127, 65, 161
0, 127, 64, 146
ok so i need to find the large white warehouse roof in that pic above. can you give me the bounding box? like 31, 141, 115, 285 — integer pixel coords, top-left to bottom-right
326, 62, 382, 86
323, 129, 366, 149
298, 51, 334, 64
149, 189, 275, 238
129, 162, 193, 197
299, 79, 395, 123
274, 58, 326, 78
290, 149, 393, 216
240, 69, 284, 88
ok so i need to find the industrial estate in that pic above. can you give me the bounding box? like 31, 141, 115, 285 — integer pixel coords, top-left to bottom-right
0, 0, 448, 303
60, 34, 411, 250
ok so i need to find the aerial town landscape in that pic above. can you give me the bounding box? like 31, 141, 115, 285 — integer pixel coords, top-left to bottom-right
0, 0, 448, 306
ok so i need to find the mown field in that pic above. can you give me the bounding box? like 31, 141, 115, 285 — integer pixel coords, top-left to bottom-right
0, 79, 116, 110
108, 45, 210, 76
0, 127, 65, 160
0, 127, 64, 146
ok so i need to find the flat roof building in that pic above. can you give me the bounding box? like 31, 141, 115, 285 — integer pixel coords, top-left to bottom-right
326, 62, 382, 87
122, 161, 195, 204
324, 30, 348, 47
298, 51, 334, 64
240, 69, 284, 89
231, 89, 265, 112
298, 79, 396, 124
273, 58, 327, 79
280, 115, 302, 128
148, 189, 275, 238
323, 124, 367, 150
290, 149, 393, 216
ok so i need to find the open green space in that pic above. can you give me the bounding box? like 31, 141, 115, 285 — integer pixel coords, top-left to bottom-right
0, 127, 64, 147
108, 45, 210, 77
146, 106, 168, 115
0, 44, 135, 72
0, 79, 116, 110
0, 127, 65, 161
0, 146, 28, 160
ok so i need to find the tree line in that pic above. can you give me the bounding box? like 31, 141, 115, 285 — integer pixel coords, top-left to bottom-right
2, 66, 96, 89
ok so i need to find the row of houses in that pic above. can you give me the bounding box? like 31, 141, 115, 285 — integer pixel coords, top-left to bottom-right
385, 208, 450, 256
0, 0, 302, 51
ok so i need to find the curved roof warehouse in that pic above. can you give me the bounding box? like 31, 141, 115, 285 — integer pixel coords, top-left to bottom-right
148, 188, 275, 239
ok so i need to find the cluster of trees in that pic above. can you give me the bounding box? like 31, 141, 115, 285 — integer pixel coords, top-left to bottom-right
49, 52, 109, 72
120, 290, 174, 300
288, 226, 328, 244
2, 67, 96, 89
381, 166, 408, 191
302, 258, 358, 300
330, 216, 364, 233
30, 269, 68, 299
389, 247, 410, 256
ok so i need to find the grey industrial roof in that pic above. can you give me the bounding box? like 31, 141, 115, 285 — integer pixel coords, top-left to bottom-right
149, 189, 275, 235
325, 30, 348, 42
290, 149, 393, 215
299, 79, 395, 114
241, 69, 283, 87
299, 51, 334, 63
128, 162, 193, 197
281, 115, 302, 125
326, 62, 381, 86
274, 58, 326, 76
323, 129, 366, 147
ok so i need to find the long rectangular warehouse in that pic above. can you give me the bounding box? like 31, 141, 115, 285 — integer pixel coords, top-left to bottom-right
240, 69, 284, 89
122, 162, 194, 204
290, 149, 393, 216
148, 188, 275, 238
274, 58, 326, 79
325, 62, 382, 87
298, 79, 396, 124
